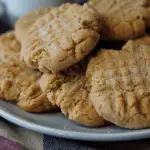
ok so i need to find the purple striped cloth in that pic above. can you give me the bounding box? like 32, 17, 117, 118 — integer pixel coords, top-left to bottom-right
0, 137, 25, 150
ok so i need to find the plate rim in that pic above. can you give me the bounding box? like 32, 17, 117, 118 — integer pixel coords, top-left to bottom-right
1, 106, 150, 142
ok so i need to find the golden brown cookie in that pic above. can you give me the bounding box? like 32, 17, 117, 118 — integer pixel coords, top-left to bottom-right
0, 31, 20, 63
88, 41, 150, 129
134, 35, 150, 45
88, 0, 150, 40
40, 62, 105, 127
0, 31, 54, 112
21, 3, 101, 73
15, 7, 52, 42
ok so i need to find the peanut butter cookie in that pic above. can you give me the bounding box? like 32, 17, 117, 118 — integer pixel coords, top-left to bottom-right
88, 0, 150, 40
40, 62, 105, 127
0, 31, 54, 112
88, 41, 150, 128
21, 3, 101, 73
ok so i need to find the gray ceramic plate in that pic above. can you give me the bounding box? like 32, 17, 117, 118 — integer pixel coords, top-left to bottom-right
0, 100, 150, 142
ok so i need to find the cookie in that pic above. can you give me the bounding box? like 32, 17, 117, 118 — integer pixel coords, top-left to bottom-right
21, 3, 101, 73
15, 7, 52, 42
40, 62, 105, 127
134, 35, 150, 45
0, 31, 54, 112
88, 41, 150, 128
0, 31, 20, 63
88, 0, 150, 40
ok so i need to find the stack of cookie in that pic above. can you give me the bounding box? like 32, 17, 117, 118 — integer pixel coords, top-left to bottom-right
1, 0, 150, 129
